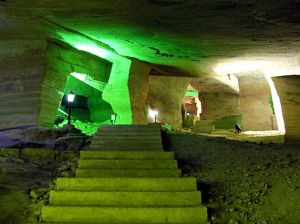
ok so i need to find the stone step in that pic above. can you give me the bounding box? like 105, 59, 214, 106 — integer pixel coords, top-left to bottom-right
90, 141, 162, 145
42, 221, 207, 224
99, 127, 160, 132
40, 123, 207, 223
93, 135, 161, 140
56, 178, 197, 191
43, 222, 204, 224
80, 151, 174, 160
99, 124, 160, 131
49, 191, 202, 206
95, 132, 161, 137
90, 142, 163, 146
78, 160, 178, 169
76, 169, 181, 178
41, 206, 207, 223
92, 139, 162, 144
89, 145, 163, 151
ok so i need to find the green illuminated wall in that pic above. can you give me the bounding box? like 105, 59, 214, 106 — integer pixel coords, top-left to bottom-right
56, 33, 133, 124
55, 75, 115, 135
185, 90, 198, 97
38, 41, 113, 128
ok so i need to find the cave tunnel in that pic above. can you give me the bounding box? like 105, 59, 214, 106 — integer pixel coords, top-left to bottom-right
0, 1, 300, 224
180, 75, 284, 141
54, 73, 115, 135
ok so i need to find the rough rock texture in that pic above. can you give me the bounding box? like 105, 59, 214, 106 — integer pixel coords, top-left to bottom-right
183, 96, 201, 117
190, 77, 241, 129
0, 125, 88, 151
198, 92, 240, 121
147, 76, 191, 129
237, 73, 276, 131
191, 77, 239, 95
1, 0, 299, 76
0, 39, 46, 129
128, 59, 151, 124
273, 75, 300, 142
0, 0, 299, 134
0, 148, 78, 223
163, 131, 300, 224
39, 41, 112, 127
0, 39, 112, 129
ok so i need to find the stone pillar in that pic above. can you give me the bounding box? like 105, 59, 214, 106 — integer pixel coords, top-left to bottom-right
128, 59, 151, 124
147, 76, 191, 130
272, 75, 300, 142
237, 73, 276, 131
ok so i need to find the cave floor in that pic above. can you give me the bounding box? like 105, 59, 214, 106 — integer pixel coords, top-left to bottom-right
186, 129, 285, 144
163, 131, 300, 224
0, 149, 78, 224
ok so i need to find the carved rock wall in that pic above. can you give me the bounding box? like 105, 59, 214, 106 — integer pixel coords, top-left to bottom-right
238, 73, 276, 131
199, 92, 240, 120
272, 75, 300, 142
38, 41, 111, 127
0, 40, 112, 129
147, 76, 191, 129
0, 39, 46, 129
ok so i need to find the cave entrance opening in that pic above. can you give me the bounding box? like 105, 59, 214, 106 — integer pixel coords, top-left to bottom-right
182, 86, 201, 128
54, 72, 115, 135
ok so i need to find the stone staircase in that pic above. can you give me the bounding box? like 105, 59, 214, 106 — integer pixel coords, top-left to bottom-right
41, 124, 207, 223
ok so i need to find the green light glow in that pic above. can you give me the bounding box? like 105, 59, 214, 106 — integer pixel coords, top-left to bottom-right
58, 108, 68, 116
71, 72, 87, 81
185, 90, 198, 97
70, 72, 108, 91
75, 44, 109, 58
56, 32, 133, 124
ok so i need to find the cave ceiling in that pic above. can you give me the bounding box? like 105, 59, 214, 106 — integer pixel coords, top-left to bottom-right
0, 0, 300, 78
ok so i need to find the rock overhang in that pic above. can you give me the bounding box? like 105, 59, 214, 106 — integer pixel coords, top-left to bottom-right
0, 0, 299, 79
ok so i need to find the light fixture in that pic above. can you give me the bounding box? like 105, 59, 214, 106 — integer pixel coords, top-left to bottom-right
110, 114, 117, 125
67, 91, 75, 125
149, 109, 158, 123
67, 91, 75, 103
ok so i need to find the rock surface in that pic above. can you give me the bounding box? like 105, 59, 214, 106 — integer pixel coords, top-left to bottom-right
147, 75, 191, 129
0, 148, 78, 223
128, 59, 151, 124
273, 75, 300, 142
163, 131, 300, 224
237, 72, 276, 131
0, 40, 46, 129
0, 125, 89, 151
198, 92, 240, 121
1, 0, 299, 76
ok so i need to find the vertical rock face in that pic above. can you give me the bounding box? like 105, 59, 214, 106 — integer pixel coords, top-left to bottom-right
273, 75, 300, 142
0, 39, 112, 130
147, 76, 191, 129
128, 59, 151, 124
199, 92, 240, 120
0, 39, 46, 129
39, 41, 112, 127
189, 77, 241, 129
237, 73, 276, 131
198, 92, 241, 129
